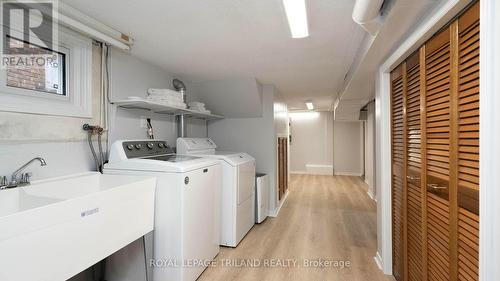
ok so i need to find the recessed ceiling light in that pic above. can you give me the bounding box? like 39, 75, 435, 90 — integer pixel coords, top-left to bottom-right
305, 102, 314, 110
282, 0, 309, 38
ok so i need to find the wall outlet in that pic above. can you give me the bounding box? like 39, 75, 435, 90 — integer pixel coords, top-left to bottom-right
140, 116, 148, 128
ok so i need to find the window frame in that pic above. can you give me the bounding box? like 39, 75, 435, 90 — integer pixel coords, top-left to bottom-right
3, 35, 70, 99
0, 22, 92, 118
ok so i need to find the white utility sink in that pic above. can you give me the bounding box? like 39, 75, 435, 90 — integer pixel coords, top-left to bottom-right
0, 172, 156, 281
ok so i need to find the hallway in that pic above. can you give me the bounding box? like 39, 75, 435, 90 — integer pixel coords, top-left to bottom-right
199, 175, 394, 281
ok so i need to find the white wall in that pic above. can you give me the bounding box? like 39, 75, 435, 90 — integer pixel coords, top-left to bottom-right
274, 95, 289, 137
274, 93, 290, 203
109, 49, 206, 146
207, 84, 286, 214
333, 121, 363, 176
0, 44, 103, 179
364, 102, 376, 199
290, 111, 333, 175
189, 78, 263, 118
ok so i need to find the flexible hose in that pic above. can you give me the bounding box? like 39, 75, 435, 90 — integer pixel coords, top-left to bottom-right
98, 133, 105, 173
87, 132, 100, 172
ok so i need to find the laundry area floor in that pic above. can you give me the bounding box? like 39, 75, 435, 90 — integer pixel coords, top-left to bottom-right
198, 175, 394, 281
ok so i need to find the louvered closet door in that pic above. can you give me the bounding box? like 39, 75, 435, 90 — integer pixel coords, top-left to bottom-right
405, 52, 423, 281
457, 2, 479, 280
390, 3, 480, 281
391, 64, 405, 281
424, 27, 452, 281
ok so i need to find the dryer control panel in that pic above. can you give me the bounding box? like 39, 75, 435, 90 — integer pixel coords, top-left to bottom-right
176, 137, 217, 154
122, 140, 174, 158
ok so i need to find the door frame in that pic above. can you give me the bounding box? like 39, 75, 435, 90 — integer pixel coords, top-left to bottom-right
477, 1, 500, 280
374, 0, 477, 276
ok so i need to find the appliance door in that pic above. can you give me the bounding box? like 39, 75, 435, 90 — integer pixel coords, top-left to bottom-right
237, 160, 256, 205
182, 164, 221, 281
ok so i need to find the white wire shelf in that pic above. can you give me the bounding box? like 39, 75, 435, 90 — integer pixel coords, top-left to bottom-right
112, 98, 224, 120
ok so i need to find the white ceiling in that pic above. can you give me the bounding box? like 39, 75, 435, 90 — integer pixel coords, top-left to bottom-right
61, 0, 365, 111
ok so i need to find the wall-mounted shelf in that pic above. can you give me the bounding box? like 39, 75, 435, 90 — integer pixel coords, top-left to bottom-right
112, 99, 224, 120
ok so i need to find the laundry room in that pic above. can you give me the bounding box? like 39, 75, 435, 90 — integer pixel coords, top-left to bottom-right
0, 0, 496, 281
0, 2, 288, 279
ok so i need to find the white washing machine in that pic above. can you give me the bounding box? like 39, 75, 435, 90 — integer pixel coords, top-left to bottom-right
104, 140, 221, 281
177, 138, 255, 247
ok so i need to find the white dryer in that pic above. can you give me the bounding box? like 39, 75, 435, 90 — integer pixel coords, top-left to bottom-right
104, 140, 221, 281
177, 138, 255, 247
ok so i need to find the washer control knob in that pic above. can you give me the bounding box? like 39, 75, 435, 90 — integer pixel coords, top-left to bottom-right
127, 144, 134, 150
158, 143, 164, 148
135, 144, 142, 149
147, 143, 154, 149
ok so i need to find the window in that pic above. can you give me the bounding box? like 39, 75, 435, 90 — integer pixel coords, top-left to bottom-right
0, 25, 92, 118
5, 36, 66, 96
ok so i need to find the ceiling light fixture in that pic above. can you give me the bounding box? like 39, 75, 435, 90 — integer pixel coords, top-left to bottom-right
282, 0, 309, 38
305, 102, 314, 110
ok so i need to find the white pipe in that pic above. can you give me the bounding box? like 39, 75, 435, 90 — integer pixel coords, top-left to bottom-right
352, 0, 385, 35
58, 2, 133, 50
58, 13, 130, 50
352, 0, 385, 24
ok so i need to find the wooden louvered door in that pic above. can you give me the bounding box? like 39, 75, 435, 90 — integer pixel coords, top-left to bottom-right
390, 2, 480, 281
456, 3, 479, 280
404, 52, 424, 281
391, 64, 405, 281
424, 26, 454, 281
277, 137, 289, 200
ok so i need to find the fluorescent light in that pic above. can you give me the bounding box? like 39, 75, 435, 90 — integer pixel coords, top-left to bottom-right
305, 102, 314, 110
282, 0, 309, 38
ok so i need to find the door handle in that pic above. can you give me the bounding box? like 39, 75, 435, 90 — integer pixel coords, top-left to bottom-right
406, 175, 420, 181
427, 183, 447, 190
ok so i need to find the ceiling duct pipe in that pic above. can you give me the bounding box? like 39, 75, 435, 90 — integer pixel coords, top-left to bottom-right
352, 0, 386, 36
173, 78, 188, 138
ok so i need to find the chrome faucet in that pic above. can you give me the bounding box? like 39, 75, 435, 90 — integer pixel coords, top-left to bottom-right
0, 157, 47, 189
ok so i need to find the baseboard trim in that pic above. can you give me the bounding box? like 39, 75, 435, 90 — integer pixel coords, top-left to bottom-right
374, 252, 383, 272
334, 172, 363, 177
290, 171, 333, 176
268, 190, 289, 217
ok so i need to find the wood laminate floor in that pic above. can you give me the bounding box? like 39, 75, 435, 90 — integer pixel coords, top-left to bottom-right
198, 174, 394, 281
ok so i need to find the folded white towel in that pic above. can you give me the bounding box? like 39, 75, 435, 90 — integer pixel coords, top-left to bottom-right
147, 95, 184, 103
147, 88, 183, 100
188, 103, 206, 108
188, 101, 205, 107
189, 105, 206, 110
190, 108, 211, 114
159, 101, 187, 109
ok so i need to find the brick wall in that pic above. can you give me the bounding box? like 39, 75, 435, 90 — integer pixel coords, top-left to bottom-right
7, 68, 47, 92
5, 36, 59, 94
